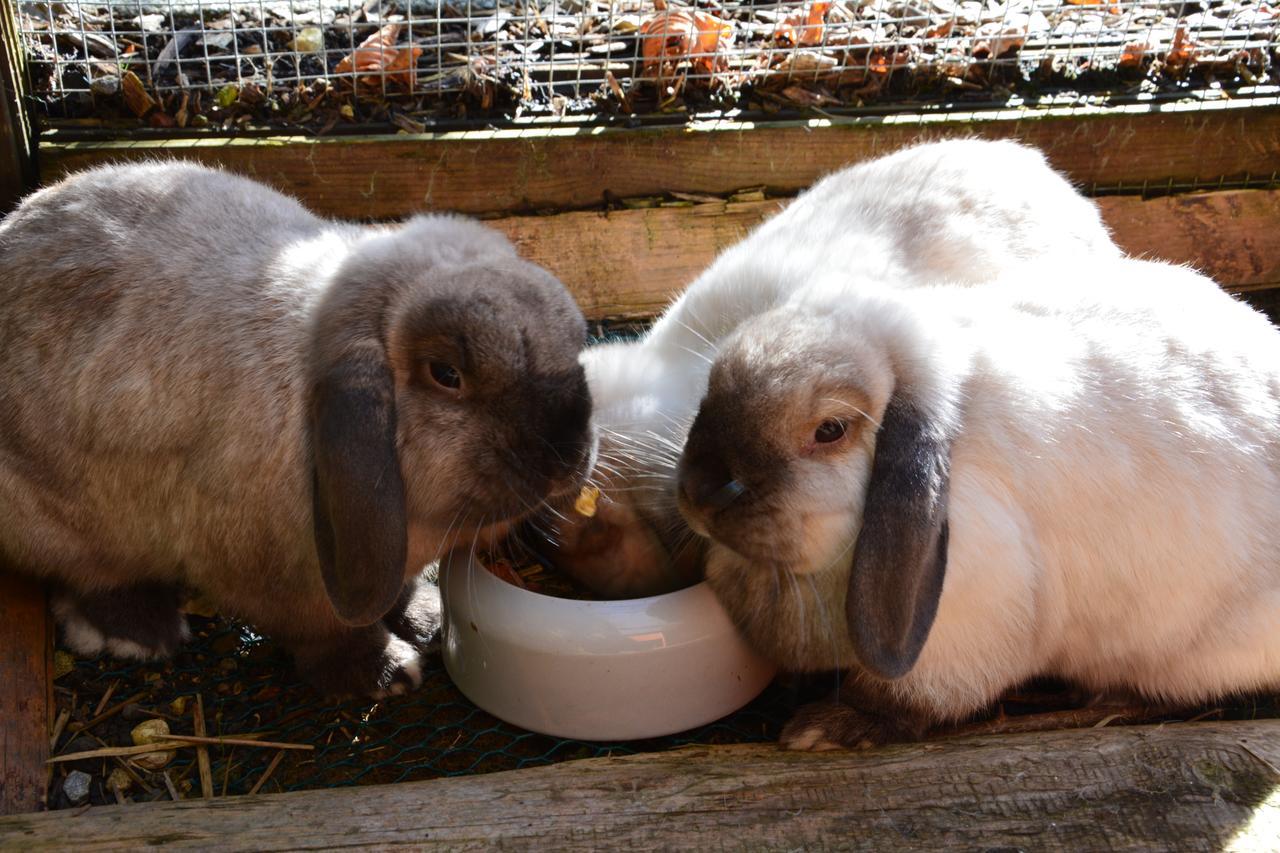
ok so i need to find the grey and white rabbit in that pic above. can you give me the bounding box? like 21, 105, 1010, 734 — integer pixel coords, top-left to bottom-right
549, 139, 1119, 598
677, 256, 1280, 749
0, 162, 594, 697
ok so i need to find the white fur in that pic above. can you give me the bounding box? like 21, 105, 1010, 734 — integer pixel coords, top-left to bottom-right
706, 257, 1280, 720
52, 598, 108, 658
579, 139, 1119, 595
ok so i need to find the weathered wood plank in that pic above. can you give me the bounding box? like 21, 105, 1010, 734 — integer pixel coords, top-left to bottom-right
1, 721, 1276, 850
1101, 190, 1280, 295
0, 574, 51, 816
37, 100, 1280, 219
492, 198, 786, 319
486, 188, 1280, 319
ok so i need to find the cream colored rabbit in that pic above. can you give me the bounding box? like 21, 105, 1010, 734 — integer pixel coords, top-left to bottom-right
678, 257, 1280, 749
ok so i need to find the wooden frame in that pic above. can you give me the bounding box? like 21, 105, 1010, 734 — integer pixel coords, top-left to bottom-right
0, 0, 33, 212
485, 189, 1280, 318
39, 99, 1280, 219
0, 575, 51, 816
0, 0, 47, 819
2, 721, 1278, 848
3, 38, 1280, 832
36, 101, 1280, 318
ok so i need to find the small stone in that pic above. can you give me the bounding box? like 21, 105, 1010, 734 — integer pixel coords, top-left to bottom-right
106, 768, 132, 793
62, 770, 92, 806
130, 718, 176, 770
169, 696, 187, 716
131, 718, 170, 745
291, 26, 324, 53
89, 75, 119, 97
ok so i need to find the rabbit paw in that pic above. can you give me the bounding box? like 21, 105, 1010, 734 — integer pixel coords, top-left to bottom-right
780, 701, 919, 752
294, 625, 427, 699
381, 575, 442, 652
52, 583, 190, 661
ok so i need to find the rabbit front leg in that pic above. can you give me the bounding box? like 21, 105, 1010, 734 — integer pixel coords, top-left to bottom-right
381, 571, 442, 653
780, 677, 931, 751
287, 620, 427, 699
273, 572, 441, 699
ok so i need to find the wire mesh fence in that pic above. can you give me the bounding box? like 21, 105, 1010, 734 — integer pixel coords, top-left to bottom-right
14, 0, 1280, 133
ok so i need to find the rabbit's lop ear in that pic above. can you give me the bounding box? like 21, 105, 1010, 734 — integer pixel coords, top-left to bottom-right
310, 346, 408, 627
846, 393, 951, 680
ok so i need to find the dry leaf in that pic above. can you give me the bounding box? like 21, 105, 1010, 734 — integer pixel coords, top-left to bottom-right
335, 23, 424, 89
773, 2, 832, 48
1118, 40, 1150, 69
484, 558, 527, 588
120, 71, 156, 117
639, 5, 735, 81
782, 50, 840, 76
1165, 25, 1199, 70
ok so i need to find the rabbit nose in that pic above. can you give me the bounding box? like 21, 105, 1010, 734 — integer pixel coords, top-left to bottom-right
706, 479, 746, 510
679, 458, 743, 514
684, 477, 744, 513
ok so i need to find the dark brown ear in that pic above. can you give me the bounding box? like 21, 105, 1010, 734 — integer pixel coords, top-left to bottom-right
310, 350, 408, 627
845, 393, 951, 680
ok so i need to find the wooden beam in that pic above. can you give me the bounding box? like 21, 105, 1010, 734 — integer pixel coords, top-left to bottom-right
1100, 190, 1280, 295
37, 100, 1280, 220
485, 188, 1280, 319
0, 0, 34, 212
0, 574, 51, 816
1, 721, 1277, 849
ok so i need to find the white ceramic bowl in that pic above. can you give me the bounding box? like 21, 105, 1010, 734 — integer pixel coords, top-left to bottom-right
440, 553, 777, 741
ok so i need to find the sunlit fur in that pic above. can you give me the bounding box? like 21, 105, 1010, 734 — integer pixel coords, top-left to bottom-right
686, 258, 1280, 723
564, 139, 1120, 597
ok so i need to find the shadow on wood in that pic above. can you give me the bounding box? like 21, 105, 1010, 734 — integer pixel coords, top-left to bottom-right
1, 721, 1277, 850
37, 103, 1280, 220
0, 573, 50, 816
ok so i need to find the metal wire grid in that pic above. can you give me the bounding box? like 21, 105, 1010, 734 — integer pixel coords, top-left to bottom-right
14, 0, 1280, 127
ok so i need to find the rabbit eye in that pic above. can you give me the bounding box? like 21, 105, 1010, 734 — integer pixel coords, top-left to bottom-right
428, 361, 462, 390
814, 419, 847, 444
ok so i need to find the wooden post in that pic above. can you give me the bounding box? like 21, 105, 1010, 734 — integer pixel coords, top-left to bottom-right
0, 4, 46, 818
0, 0, 34, 212
0, 573, 51, 815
